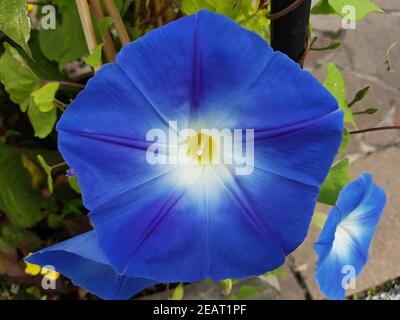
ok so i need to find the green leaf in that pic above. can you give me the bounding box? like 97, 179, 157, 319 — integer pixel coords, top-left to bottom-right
240, 9, 270, 41
230, 285, 259, 300
0, 0, 32, 57
122, 0, 134, 17
68, 176, 81, 194
0, 237, 13, 253
181, 0, 253, 19
60, 198, 83, 218
311, 0, 336, 15
182, 0, 268, 39
318, 158, 350, 205
115, 0, 134, 17
94, 17, 113, 41
266, 266, 286, 277
21, 154, 45, 189
40, 0, 87, 68
58, 1, 88, 67
181, 0, 218, 15
328, 0, 384, 20
323, 63, 356, 127
115, 0, 124, 12
0, 143, 43, 228
312, 211, 328, 229
38, 25, 64, 62
215, 0, 253, 19
171, 283, 184, 300
1, 224, 41, 250
349, 86, 370, 108
338, 128, 350, 154
25, 286, 46, 300
0, 42, 39, 111
47, 213, 63, 229
84, 44, 103, 69
27, 96, 57, 139
23, 30, 67, 82
36, 155, 53, 194
31, 82, 60, 112
220, 279, 233, 296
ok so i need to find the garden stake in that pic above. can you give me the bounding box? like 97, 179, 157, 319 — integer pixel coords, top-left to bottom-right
89, 0, 117, 62
270, 0, 312, 66
103, 0, 131, 46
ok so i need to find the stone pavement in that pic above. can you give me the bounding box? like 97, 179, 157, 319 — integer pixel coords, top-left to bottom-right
291, 0, 400, 299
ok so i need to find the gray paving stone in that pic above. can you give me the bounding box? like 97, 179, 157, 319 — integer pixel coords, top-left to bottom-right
292, 147, 400, 299
331, 14, 400, 91
305, 33, 342, 68
310, 15, 343, 33
374, 0, 400, 11
395, 107, 400, 125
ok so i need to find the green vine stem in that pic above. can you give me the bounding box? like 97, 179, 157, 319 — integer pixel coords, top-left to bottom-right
349, 126, 400, 135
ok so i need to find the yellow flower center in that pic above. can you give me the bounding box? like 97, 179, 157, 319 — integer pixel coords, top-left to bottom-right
186, 132, 215, 164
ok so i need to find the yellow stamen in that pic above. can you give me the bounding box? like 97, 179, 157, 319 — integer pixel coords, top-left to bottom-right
41, 267, 60, 281
24, 254, 41, 276
187, 132, 215, 164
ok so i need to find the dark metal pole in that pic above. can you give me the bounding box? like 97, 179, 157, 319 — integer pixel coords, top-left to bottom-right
270, 0, 312, 64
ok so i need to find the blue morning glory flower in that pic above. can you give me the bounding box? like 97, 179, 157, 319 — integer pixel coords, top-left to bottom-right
32, 9, 343, 291
26, 231, 158, 300
315, 173, 386, 300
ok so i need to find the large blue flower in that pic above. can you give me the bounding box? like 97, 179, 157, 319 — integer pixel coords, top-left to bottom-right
36, 10, 343, 286
315, 173, 386, 300
26, 231, 158, 300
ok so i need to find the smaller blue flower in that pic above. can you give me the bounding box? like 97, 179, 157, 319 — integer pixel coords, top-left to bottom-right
314, 173, 386, 300
25, 231, 157, 300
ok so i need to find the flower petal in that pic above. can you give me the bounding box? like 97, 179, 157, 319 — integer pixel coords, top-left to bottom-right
116, 10, 275, 124
254, 111, 343, 188
58, 130, 175, 210
115, 13, 195, 125
89, 165, 286, 282
57, 63, 177, 210
212, 52, 341, 130
26, 231, 157, 300
315, 173, 386, 299
233, 166, 320, 255
57, 63, 170, 142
